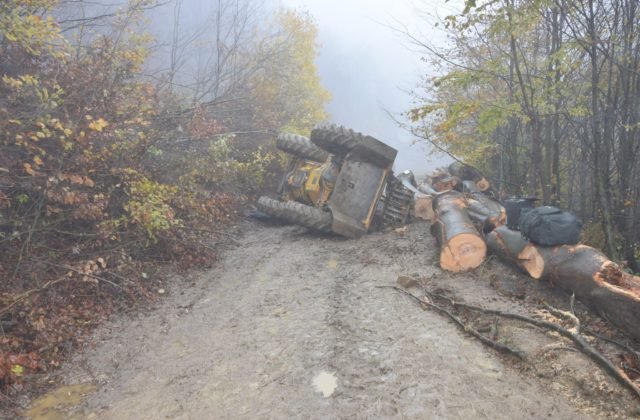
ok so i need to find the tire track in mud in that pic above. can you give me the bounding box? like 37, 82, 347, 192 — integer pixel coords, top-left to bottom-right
43, 222, 597, 419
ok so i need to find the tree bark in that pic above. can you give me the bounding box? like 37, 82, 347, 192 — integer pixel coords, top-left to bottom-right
487, 225, 640, 341
430, 192, 486, 272
462, 180, 506, 233
429, 171, 461, 192
485, 226, 536, 273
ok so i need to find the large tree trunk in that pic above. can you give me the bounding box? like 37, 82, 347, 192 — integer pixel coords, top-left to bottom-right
487, 226, 640, 341
430, 192, 486, 272
524, 244, 640, 341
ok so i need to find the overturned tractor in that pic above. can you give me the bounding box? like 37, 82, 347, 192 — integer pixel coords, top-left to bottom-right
257, 125, 413, 238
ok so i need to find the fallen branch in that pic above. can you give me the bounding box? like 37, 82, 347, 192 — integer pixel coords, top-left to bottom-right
39, 260, 124, 290
583, 328, 640, 361
424, 290, 640, 401
0, 277, 67, 316
378, 285, 525, 360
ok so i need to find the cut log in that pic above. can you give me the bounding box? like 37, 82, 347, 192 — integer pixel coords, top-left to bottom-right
428, 169, 461, 192
414, 195, 434, 221
467, 201, 506, 233
526, 245, 640, 341
485, 226, 546, 276
433, 175, 461, 192
461, 179, 481, 194
449, 162, 490, 192
396, 175, 435, 222
487, 226, 640, 341
430, 192, 486, 272
417, 182, 439, 196
463, 181, 506, 234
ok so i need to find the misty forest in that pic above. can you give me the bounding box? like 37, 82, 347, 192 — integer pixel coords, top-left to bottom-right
1, 0, 640, 416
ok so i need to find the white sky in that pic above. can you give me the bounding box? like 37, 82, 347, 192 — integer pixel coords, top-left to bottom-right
279, 0, 458, 174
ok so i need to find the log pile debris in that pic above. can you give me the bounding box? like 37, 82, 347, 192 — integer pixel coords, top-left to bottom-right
486, 226, 640, 341
416, 161, 640, 342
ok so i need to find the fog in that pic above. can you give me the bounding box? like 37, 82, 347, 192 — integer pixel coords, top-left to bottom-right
60, 0, 458, 175
142, 0, 458, 175
279, 0, 457, 175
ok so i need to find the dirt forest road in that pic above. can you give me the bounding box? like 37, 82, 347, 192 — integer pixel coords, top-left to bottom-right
38, 220, 640, 419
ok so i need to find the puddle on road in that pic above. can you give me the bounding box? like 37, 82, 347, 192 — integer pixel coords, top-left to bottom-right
25, 383, 97, 420
313, 371, 337, 397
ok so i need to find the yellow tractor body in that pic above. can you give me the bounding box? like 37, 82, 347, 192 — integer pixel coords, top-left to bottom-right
258, 125, 412, 238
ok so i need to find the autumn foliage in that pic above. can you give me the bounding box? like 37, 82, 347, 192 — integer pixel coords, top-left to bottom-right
410, 0, 640, 270
0, 0, 329, 393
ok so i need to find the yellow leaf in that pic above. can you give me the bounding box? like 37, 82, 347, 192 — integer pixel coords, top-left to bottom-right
23, 163, 35, 176
33, 156, 43, 166
88, 118, 108, 132
10, 365, 23, 376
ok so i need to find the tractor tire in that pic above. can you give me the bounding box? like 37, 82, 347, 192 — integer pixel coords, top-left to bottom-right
276, 133, 330, 163
310, 124, 363, 157
257, 196, 333, 233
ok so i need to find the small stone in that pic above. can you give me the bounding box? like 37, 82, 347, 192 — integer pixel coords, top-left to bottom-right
394, 226, 408, 235
397, 275, 418, 289
313, 371, 337, 397
157, 288, 165, 294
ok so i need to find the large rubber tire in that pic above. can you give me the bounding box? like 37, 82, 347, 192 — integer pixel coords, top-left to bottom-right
310, 124, 363, 157
276, 133, 330, 163
257, 197, 332, 233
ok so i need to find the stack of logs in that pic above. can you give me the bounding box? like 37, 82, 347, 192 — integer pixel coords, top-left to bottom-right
415, 162, 640, 341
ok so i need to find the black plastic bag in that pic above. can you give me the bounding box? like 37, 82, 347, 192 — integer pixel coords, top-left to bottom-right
519, 206, 582, 246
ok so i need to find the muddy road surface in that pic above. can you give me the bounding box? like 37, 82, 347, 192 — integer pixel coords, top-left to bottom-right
31, 221, 640, 419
